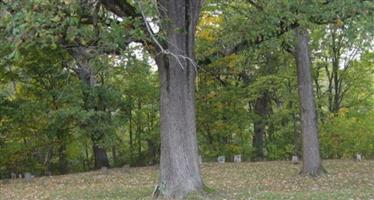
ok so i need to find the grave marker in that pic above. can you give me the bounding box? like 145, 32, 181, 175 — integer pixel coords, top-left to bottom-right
217, 156, 225, 164
356, 153, 362, 161
234, 155, 242, 163
292, 155, 299, 164
100, 166, 109, 174
24, 172, 33, 182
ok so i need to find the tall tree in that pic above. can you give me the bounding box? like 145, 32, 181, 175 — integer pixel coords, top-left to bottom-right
294, 27, 325, 176
155, 1, 204, 198
100, 0, 205, 198
204, 0, 372, 175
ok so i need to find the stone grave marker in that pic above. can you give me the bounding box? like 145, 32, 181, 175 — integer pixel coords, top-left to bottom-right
24, 172, 33, 182
198, 155, 202, 165
356, 153, 362, 161
101, 166, 109, 175
217, 156, 225, 164
292, 155, 299, 164
234, 155, 242, 163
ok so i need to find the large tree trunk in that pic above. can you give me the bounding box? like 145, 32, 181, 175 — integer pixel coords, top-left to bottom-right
156, 1, 204, 198
294, 27, 325, 176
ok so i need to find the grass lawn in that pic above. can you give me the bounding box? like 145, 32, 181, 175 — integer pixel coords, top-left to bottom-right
1, 160, 373, 200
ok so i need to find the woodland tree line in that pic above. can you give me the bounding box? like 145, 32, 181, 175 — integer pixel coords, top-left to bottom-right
0, 0, 373, 199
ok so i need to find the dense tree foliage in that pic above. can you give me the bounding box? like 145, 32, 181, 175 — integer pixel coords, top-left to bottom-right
0, 0, 373, 198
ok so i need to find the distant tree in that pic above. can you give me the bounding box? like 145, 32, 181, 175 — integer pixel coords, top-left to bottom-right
312, 17, 374, 116
0, 0, 127, 172
199, 0, 372, 176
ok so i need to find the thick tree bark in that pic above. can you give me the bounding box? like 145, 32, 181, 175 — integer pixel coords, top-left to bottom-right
294, 27, 325, 176
99, 0, 204, 197
155, 1, 204, 198
156, 53, 203, 198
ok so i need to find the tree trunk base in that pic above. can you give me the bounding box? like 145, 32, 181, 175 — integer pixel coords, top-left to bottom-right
299, 166, 327, 177
93, 144, 110, 169
159, 176, 203, 199
155, 184, 208, 200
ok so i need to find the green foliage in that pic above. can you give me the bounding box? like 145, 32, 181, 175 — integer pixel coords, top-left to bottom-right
0, 0, 373, 177
321, 110, 374, 159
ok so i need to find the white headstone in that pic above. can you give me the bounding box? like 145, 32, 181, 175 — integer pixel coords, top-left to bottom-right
18, 173, 22, 179
356, 153, 362, 161
217, 156, 225, 164
198, 155, 202, 165
292, 155, 299, 164
24, 172, 32, 182
100, 166, 109, 174
234, 155, 242, 163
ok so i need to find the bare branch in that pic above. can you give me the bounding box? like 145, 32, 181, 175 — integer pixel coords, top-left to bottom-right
137, 1, 198, 71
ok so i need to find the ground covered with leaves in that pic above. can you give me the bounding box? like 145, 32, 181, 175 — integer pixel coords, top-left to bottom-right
1, 160, 373, 200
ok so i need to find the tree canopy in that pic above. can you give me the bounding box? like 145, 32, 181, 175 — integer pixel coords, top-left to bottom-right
0, 0, 373, 198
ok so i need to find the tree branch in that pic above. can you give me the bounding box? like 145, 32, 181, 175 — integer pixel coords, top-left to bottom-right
99, 0, 140, 18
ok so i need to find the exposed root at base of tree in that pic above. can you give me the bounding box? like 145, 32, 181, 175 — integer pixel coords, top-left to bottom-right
299, 166, 327, 177
152, 183, 205, 200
